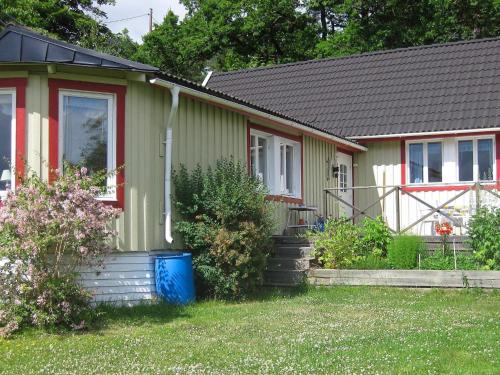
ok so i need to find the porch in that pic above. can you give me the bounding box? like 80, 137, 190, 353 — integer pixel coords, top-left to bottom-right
323, 181, 500, 236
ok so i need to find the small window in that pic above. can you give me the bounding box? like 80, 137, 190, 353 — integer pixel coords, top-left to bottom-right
250, 134, 268, 184
249, 128, 302, 199
60, 91, 116, 198
458, 140, 473, 182
338, 164, 347, 192
0, 91, 15, 196
409, 143, 423, 183
427, 142, 442, 182
478, 139, 493, 181
280, 143, 294, 194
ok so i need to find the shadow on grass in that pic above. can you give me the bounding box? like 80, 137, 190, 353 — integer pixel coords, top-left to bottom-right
93, 301, 191, 330
244, 282, 311, 302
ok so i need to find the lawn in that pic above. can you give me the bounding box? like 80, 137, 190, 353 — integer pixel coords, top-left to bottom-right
1, 287, 499, 374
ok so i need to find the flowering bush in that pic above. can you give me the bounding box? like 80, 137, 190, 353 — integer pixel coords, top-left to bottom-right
468, 207, 500, 270
0, 166, 121, 337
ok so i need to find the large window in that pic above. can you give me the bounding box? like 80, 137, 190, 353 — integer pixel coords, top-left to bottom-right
249, 128, 302, 199
0, 91, 15, 197
408, 141, 442, 184
59, 91, 116, 199
406, 137, 496, 185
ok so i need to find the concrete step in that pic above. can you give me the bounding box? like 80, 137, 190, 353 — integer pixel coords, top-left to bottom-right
267, 257, 310, 271
272, 235, 312, 245
264, 270, 306, 286
274, 246, 313, 259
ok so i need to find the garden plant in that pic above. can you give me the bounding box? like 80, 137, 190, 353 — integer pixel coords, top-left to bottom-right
173, 158, 276, 300
0, 166, 121, 337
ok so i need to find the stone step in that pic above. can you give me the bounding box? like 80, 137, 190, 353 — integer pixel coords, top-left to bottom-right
264, 270, 306, 286
272, 235, 312, 245
274, 246, 313, 259
267, 257, 310, 271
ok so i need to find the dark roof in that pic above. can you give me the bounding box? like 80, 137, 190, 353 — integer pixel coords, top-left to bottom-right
0, 24, 158, 72
207, 38, 500, 138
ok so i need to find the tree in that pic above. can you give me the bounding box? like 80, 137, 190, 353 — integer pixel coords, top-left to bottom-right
136, 0, 319, 80
0, 0, 138, 59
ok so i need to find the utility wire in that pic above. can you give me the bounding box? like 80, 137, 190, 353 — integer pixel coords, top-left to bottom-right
104, 13, 149, 24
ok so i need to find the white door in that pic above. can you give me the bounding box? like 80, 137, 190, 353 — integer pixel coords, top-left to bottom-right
337, 152, 353, 218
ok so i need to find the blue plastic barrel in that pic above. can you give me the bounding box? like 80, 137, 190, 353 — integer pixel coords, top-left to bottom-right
155, 253, 195, 305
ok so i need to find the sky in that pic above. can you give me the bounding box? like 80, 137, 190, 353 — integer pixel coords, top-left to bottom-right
101, 0, 188, 42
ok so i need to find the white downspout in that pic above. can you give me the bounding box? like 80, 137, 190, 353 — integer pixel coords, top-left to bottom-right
164, 86, 180, 244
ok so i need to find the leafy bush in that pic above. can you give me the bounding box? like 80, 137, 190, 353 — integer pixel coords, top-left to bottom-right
420, 253, 478, 270
0, 166, 121, 337
173, 159, 276, 300
468, 207, 500, 270
358, 216, 392, 257
387, 235, 426, 269
308, 218, 362, 269
347, 254, 390, 270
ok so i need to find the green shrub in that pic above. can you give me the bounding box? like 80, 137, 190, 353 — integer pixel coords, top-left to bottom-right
308, 218, 361, 269
348, 254, 390, 270
420, 253, 478, 270
173, 159, 276, 300
468, 207, 500, 270
358, 216, 392, 257
387, 235, 426, 269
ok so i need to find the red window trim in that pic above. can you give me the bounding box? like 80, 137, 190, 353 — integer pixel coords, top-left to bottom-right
400, 134, 500, 192
48, 79, 126, 209
0, 78, 27, 189
247, 122, 304, 204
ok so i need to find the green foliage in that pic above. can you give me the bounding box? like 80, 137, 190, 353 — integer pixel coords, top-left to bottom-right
0, 0, 138, 60
173, 158, 276, 300
387, 235, 426, 269
358, 216, 392, 257
348, 253, 390, 270
468, 207, 500, 270
308, 218, 362, 269
420, 253, 478, 271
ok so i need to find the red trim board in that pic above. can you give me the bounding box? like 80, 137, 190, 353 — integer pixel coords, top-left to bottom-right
247, 122, 304, 204
48, 79, 126, 208
0, 78, 27, 188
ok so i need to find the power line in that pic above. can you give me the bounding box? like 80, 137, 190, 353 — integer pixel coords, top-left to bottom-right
104, 13, 149, 24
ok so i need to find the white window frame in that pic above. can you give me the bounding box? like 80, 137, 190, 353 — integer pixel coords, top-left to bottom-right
58, 90, 117, 201
406, 139, 444, 184
456, 135, 496, 183
249, 128, 302, 199
0, 89, 16, 200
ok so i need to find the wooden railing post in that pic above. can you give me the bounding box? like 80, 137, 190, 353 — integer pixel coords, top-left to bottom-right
395, 186, 401, 234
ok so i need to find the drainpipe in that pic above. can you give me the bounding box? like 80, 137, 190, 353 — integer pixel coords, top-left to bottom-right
164, 86, 180, 244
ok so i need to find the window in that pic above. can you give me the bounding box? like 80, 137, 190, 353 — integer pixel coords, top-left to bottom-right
478, 139, 494, 180
409, 143, 424, 183
59, 91, 116, 199
249, 127, 302, 199
338, 163, 348, 192
427, 142, 442, 182
0, 91, 15, 197
458, 140, 473, 181
408, 141, 443, 184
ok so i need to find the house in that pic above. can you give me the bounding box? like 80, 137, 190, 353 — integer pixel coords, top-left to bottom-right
1, 24, 498, 303
206, 36, 500, 235
0, 25, 364, 303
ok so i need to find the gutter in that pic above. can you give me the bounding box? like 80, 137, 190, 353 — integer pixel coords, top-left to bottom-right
353, 127, 500, 140
149, 78, 366, 152
163, 86, 180, 244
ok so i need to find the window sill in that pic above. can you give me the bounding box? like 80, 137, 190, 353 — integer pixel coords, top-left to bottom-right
403, 182, 498, 192
266, 194, 303, 204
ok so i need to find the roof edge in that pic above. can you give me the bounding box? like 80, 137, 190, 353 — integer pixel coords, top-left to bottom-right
151, 76, 367, 152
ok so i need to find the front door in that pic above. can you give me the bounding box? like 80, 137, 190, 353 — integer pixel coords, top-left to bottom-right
337, 152, 353, 219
